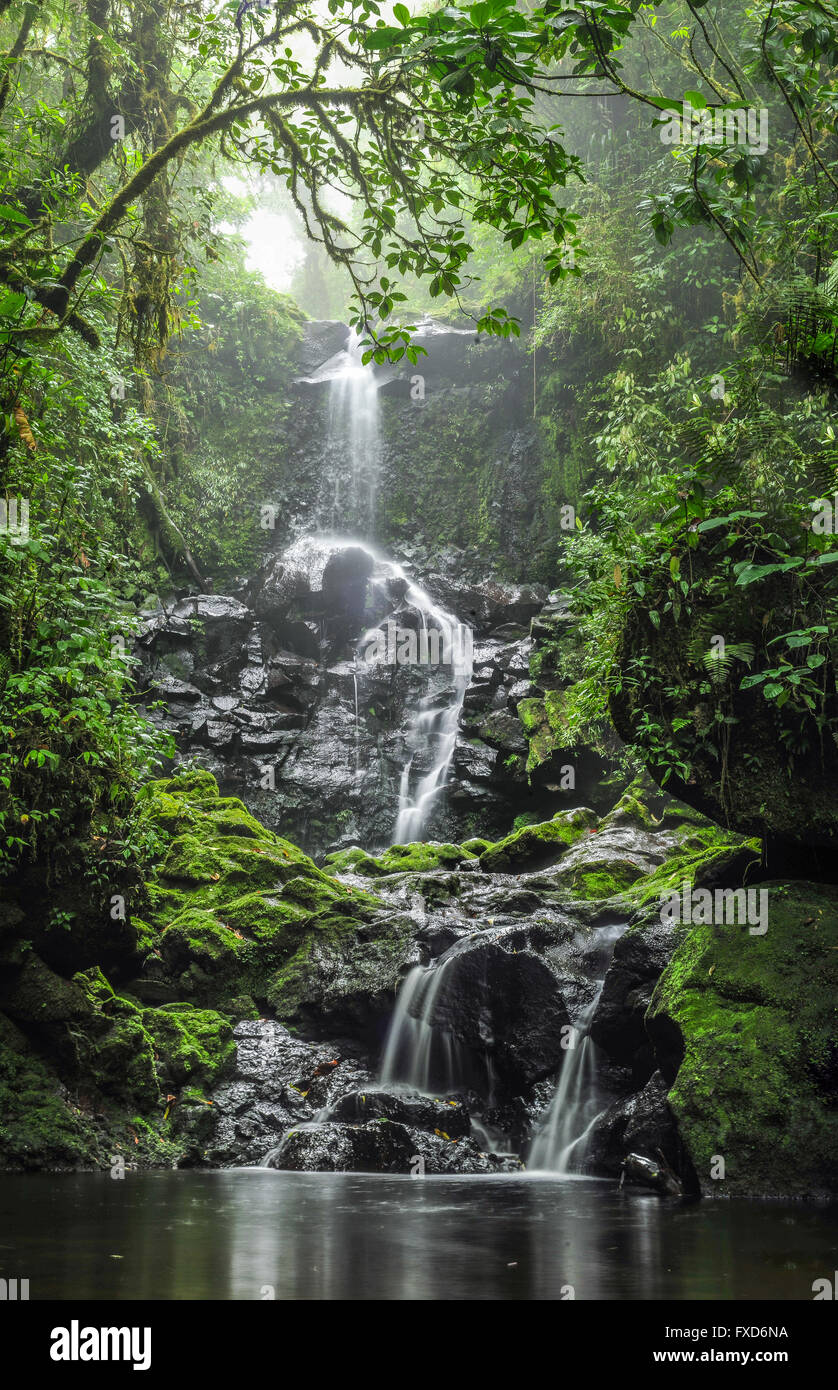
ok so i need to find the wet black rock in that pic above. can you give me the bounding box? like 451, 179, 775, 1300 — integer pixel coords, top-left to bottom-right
591, 908, 682, 1081
138, 537, 558, 856
585, 1071, 692, 1188
204, 1020, 373, 1166
327, 1087, 471, 1137
297, 320, 350, 375
414, 937, 573, 1095
264, 1119, 520, 1174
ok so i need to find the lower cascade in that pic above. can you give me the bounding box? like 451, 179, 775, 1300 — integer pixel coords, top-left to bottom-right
379, 958, 469, 1095
528, 924, 627, 1175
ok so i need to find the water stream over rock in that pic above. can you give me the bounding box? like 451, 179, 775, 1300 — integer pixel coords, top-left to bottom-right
132, 320, 684, 1189
527, 924, 626, 1174
325, 329, 381, 536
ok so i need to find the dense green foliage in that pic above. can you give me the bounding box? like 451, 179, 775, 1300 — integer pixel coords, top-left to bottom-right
2, 2, 838, 1196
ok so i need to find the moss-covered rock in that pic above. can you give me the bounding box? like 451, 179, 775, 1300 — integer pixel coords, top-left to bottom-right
144, 1004, 236, 1087
517, 691, 571, 778
72, 968, 160, 1104
134, 772, 417, 1029
557, 856, 648, 901
324, 840, 478, 877
1, 768, 383, 1169
626, 826, 761, 916
0, 1012, 102, 1170
647, 881, 838, 1198
322, 846, 387, 878
0, 950, 92, 1025
479, 806, 599, 874
461, 837, 492, 855
374, 841, 477, 874
598, 775, 663, 832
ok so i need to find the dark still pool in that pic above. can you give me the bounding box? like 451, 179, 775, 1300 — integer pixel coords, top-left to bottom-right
1, 1171, 835, 1301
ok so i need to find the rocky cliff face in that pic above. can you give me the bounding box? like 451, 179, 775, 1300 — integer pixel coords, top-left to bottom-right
135, 317, 580, 856
136, 533, 588, 855
262, 317, 559, 579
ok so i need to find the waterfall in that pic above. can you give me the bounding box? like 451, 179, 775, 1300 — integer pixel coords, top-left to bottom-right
327, 329, 380, 536
527, 924, 626, 1175
273, 533, 473, 842
352, 656, 360, 776
392, 606, 473, 844
380, 960, 461, 1093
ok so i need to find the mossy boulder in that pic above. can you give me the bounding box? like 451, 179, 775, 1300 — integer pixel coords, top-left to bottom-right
138, 771, 416, 1028
557, 856, 648, 901
461, 837, 492, 855
517, 690, 571, 779
598, 775, 663, 832
322, 846, 388, 878
72, 968, 160, 1104
0, 950, 92, 1025
324, 841, 478, 877
479, 806, 599, 874
625, 826, 761, 917
647, 881, 838, 1197
144, 1004, 236, 1087
0, 1012, 102, 1171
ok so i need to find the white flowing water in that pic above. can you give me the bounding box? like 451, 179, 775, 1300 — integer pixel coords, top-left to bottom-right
275, 533, 474, 843
327, 329, 380, 536
379, 960, 461, 1093
391, 607, 472, 844
528, 924, 626, 1175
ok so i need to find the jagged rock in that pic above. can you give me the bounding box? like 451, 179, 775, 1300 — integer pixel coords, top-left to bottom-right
591, 907, 682, 1078
328, 1088, 471, 1137
586, 1072, 685, 1181
427, 576, 547, 634
204, 1019, 371, 1165
264, 1118, 519, 1174
296, 320, 350, 375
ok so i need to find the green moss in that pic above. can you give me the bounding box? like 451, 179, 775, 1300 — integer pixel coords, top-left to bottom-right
517, 688, 573, 777
461, 837, 492, 855
648, 882, 838, 1197
374, 842, 476, 874
135, 770, 392, 1008
157, 909, 246, 1000
324, 840, 478, 877
144, 1004, 236, 1087
323, 846, 387, 878
599, 775, 662, 831
627, 827, 760, 915
0, 1012, 102, 1170
479, 806, 599, 873
72, 968, 160, 1104
560, 858, 647, 901
1, 950, 91, 1024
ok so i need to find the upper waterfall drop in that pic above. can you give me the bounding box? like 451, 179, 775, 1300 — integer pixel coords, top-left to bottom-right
272, 533, 474, 845
326, 329, 380, 537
